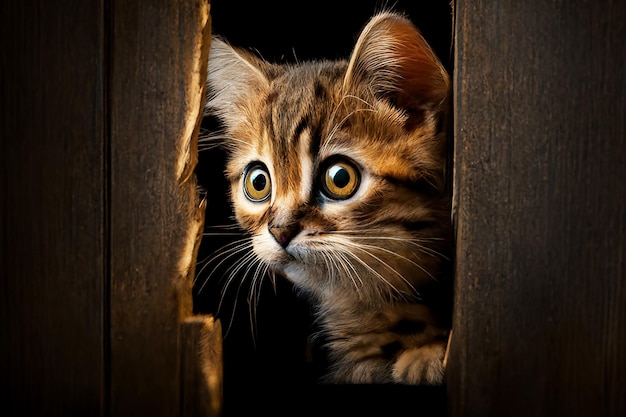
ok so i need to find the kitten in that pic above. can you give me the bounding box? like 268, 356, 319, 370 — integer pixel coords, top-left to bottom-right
204, 11, 452, 384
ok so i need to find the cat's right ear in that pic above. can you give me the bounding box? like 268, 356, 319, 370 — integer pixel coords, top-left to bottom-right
205, 37, 271, 125
343, 13, 450, 120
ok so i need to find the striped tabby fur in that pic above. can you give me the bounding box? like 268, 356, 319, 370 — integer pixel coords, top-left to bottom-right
204, 11, 452, 384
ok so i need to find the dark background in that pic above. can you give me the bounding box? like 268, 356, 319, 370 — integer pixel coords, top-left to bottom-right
194, 1, 454, 415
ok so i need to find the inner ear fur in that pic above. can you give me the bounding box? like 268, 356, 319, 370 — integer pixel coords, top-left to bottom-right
343, 12, 450, 117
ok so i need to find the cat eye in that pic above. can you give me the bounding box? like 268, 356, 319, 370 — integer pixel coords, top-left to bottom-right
321, 159, 360, 200
243, 163, 271, 202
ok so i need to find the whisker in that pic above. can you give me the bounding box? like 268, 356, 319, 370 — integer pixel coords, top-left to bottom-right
202, 231, 245, 237
218, 251, 259, 339
198, 228, 272, 342
220, 251, 258, 300
332, 250, 364, 295
195, 237, 249, 272
198, 129, 254, 153
345, 236, 436, 283
204, 223, 244, 230
341, 249, 404, 299
331, 231, 449, 260
325, 235, 426, 297
355, 241, 437, 283
325, 94, 376, 146
327, 107, 377, 145
247, 261, 270, 346
359, 236, 447, 260
328, 94, 374, 129
268, 269, 279, 295
322, 237, 399, 293
195, 238, 253, 292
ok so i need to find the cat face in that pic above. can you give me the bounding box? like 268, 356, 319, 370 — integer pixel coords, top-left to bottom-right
206, 13, 451, 304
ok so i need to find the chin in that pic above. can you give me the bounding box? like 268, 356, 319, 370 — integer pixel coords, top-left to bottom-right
280, 261, 312, 284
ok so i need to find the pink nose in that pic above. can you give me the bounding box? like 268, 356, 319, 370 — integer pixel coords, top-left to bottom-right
269, 224, 300, 248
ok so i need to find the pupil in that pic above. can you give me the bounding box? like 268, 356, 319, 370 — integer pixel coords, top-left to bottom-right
332, 167, 350, 188
252, 171, 267, 191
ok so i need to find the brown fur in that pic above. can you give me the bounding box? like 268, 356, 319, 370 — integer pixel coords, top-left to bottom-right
204, 11, 452, 384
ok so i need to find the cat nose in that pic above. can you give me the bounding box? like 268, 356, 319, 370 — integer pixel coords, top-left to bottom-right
269, 223, 300, 248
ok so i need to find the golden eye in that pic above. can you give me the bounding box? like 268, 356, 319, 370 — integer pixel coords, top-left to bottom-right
321, 159, 360, 200
243, 163, 271, 202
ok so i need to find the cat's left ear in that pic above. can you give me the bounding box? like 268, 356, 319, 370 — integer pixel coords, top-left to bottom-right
344, 12, 450, 116
205, 37, 273, 127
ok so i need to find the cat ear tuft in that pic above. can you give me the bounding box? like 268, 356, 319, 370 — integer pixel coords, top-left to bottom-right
205, 37, 272, 123
344, 12, 450, 113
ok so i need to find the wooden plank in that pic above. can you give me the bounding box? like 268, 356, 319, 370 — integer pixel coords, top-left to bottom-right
180, 316, 223, 417
449, 1, 626, 416
109, 0, 212, 415
0, 0, 106, 415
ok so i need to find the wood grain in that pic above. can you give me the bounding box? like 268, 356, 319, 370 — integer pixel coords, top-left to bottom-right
449, 1, 626, 416
2, 0, 216, 415
180, 316, 223, 417
0, 1, 106, 415
109, 0, 212, 416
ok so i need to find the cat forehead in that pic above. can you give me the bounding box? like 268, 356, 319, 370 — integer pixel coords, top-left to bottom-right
264, 62, 346, 114
251, 63, 349, 154
271, 61, 347, 90
259, 61, 390, 142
